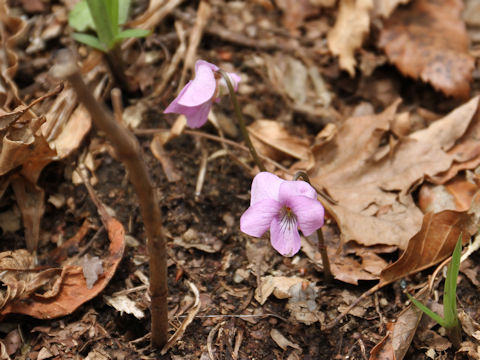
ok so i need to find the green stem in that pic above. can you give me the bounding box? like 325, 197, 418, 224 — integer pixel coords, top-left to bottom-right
294, 171, 332, 283
218, 70, 266, 172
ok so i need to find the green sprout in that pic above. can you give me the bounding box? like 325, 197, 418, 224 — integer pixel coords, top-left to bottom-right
69, 0, 149, 52
406, 235, 463, 349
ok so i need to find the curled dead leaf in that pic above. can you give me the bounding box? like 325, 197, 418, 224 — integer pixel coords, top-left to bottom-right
379, 0, 474, 99
310, 97, 479, 250
370, 286, 428, 360
379, 210, 475, 286
327, 0, 373, 76
0, 216, 125, 319
248, 119, 311, 162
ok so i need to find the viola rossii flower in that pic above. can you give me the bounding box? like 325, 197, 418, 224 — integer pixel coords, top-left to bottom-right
164, 60, 241, 128
240, 172, 325, 257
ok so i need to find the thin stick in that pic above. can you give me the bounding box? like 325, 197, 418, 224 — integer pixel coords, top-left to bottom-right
51, 50, 168, 348
134, 128, 291, 173
218, 70, 266, 172
111, 88, 123, 124
293, 171, 332, 283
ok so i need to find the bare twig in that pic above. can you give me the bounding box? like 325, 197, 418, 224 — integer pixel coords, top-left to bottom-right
178, 0, 211, 90
51, 49, 169, 348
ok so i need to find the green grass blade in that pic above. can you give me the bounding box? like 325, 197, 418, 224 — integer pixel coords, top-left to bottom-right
106, 0, 119, 37
72, 33, 105, 51
115, 29, 150, 40
68, 0, 95, 32
86, 0, 115, 49
406, 293, 447, 328
443, 235, 462, 327
118, 0, 131, 25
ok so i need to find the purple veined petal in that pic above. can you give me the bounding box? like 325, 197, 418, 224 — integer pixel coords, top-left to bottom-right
278, 180, 317, 202
240, 198, 282, 237
269, 213, 301, 257
177, 61, 217, 107
250, 172, 284, 206
286, 196, 325, 236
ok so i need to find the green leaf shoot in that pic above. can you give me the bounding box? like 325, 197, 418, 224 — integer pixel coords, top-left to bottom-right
115, 28, 151, 41
72, 33, 105, 52
406, 234, 463, 347
69, 0, 144, 52
68, 1, 95, 32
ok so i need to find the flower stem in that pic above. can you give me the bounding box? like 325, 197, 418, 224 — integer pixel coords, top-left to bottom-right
218, 70, 266, 172
51, 49, 169, 348
293, 171, 332, 283
105, 45, 137, 94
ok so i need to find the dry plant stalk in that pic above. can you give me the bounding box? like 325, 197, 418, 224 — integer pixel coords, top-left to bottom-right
50, 49, 168, 348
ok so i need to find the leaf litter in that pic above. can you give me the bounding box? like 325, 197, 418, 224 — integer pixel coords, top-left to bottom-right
1, 0, 480, 358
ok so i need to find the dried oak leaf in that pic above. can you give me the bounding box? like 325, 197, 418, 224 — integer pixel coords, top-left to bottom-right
370, 287, 427, 360
327, 0, 373, 76
373, 0, 411, 18
0, 249, 60, 310
248, 119, 312, 162
379, 210, 475, 286
379, 0, 474, 99
430, 103, 480, 184
0, 0, 27, 106
276, 0, 321, 34
310, 97, 479, 249
0, 216, 125, 319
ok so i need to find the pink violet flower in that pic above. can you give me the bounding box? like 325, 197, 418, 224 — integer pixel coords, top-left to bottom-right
164, 60, 241, 128
240, 172, 325, 257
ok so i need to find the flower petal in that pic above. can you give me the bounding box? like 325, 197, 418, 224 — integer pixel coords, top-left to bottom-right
164, 82, 212, 128
240, 199, 282, 237
278, 180, 317, 202
219, 72, 241, 93
250, 172, 284, 205
182, 101, 212, 128
270, 215, 301, 257
287, 196, 324, 236
177, 61, 217, 107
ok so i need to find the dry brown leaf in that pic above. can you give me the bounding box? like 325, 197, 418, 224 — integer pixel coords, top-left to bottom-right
270, 329, 302, 351
327, 0, 373, 76
301, 236, 389, 284
0, 213, 125, 319
379, 210, 475, 286
379, 0, 474, 99
276, 0, 321, 34
254, 276, 306, 305
370, 288, 426, 360
10, 177, 45, 252
0, 0, 27, 106
419, 177, 479, 213
104, 294, 145, 319
373, 0, 411, 18
310, 97, 479, 249
248, 119, 311, 162
0, 249, 61, 310
430, 105, 480, 184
